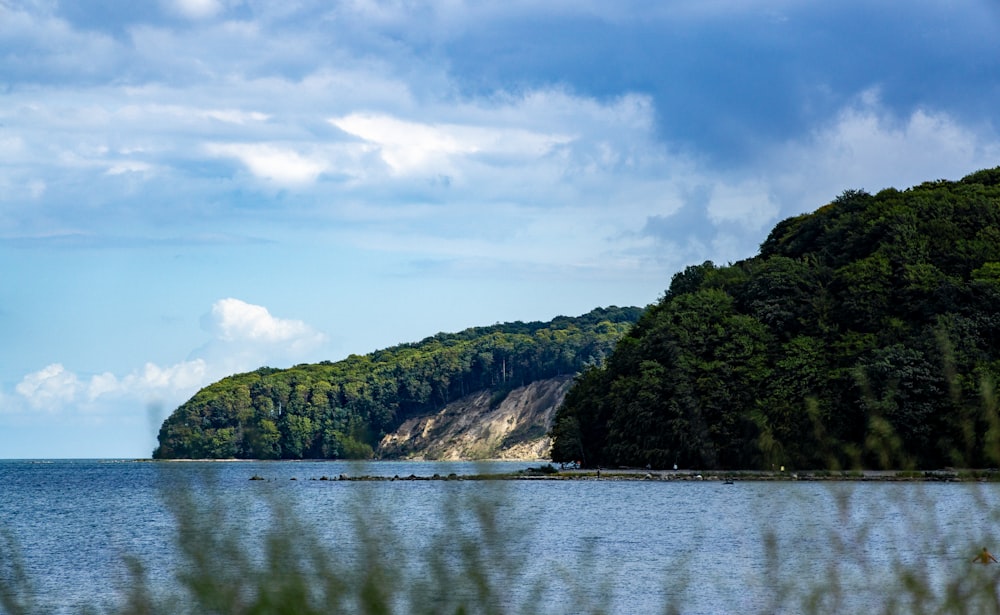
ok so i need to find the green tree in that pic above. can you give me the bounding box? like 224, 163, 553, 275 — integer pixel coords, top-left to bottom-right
156, 307, 642, 460
551, 167, 1000, 471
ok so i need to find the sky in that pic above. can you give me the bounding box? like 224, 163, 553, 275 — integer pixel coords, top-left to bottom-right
2, 0, 1000, 458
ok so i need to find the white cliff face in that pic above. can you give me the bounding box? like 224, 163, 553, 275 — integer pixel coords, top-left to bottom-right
376, 375, 574, 460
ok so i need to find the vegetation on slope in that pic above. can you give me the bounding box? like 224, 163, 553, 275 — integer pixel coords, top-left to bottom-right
551, 168, 1000, 471
153, 307, 641, 459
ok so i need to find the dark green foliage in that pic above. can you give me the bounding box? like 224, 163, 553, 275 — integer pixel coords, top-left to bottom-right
154, 307, 642, 459
551, 167, 1000, 470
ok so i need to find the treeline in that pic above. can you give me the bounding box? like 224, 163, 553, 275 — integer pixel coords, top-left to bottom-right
153, 307, 641, 459
551, 168, 1000, 470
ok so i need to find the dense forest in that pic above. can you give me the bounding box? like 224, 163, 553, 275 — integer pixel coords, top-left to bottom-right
153, 307, 641, 459
550, 168, 1000, 471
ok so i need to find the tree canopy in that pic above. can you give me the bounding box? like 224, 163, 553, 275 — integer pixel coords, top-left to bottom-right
550, 168, 1000, 471
153, 307, 642, 459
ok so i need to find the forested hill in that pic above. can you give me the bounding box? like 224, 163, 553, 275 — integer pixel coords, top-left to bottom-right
153, 307, 642, 459
550, 167, 1000, 471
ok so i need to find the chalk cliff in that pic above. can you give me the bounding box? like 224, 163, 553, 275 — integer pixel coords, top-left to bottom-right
376, 375, 573, 460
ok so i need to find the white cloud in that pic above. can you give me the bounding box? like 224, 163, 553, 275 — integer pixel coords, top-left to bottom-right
106, 161, 153, 175
329, 112, 572, 175
87, 371, 122, 400
15, 364, 80, 411
10, 299, 325, 417
207, 298, 326, 347
205, 143, 329, 185
132, 360, 209, 391
301, 92, 740, 278
85, 360, 210, 402
212, 298, 307, 343
3, 1, 997, 283
166, 0, 226, 20
202, 109, 270, 124
769, 90, 1000, 215
707, 181, 779, 230
115, 105, 270, 127
13, 359, 211, 414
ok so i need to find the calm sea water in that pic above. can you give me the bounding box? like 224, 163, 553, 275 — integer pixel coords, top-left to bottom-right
1, 459, 999, 614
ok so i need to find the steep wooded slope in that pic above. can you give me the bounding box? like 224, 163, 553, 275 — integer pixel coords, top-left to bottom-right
154, 307, 640, 459
551, 168, 1000, 471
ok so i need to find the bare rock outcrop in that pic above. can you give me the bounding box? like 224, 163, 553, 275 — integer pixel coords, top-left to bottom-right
376, 375, 573, 460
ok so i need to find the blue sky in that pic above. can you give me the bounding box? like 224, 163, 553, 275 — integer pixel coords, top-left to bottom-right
3, 0, 1000, 458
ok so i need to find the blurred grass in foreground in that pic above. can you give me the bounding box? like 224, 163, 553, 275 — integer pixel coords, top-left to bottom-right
0, 472, 615, 615
6, 372, 1000, 615
3, 473, 1000, 614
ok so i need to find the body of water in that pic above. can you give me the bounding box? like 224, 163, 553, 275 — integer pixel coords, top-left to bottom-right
2, 459, 999, 614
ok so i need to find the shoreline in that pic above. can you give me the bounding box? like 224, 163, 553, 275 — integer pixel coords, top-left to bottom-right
254, 467, 1000, 483
115, 458, 1000, 482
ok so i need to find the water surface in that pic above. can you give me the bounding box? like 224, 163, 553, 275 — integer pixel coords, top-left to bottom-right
1, 460, 998, 614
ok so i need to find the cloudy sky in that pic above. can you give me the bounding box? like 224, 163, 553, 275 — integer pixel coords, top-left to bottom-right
2, 0, 999, 458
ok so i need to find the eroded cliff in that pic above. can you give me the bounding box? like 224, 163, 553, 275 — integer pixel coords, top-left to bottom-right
376, 375, 573, 460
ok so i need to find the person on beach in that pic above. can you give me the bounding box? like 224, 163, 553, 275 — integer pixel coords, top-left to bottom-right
973, 547, 998, 564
